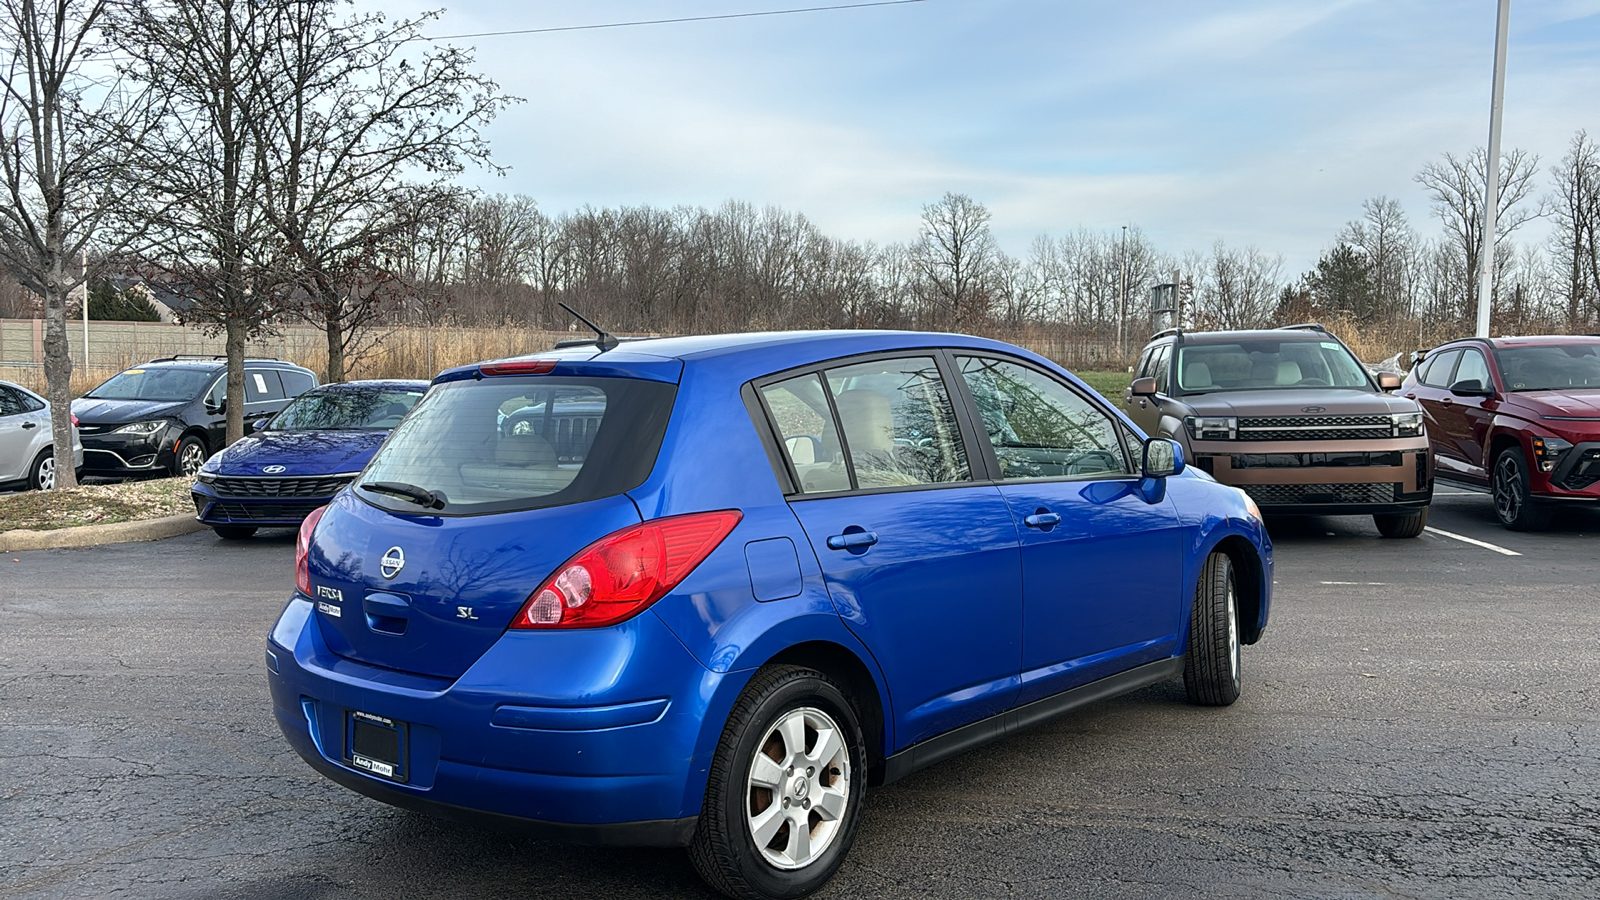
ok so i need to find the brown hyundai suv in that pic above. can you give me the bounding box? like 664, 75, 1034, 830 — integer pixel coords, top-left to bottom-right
1122, 324, 1433, 537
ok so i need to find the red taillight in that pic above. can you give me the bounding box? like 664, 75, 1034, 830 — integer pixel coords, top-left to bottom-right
510, 510, 743, 629
295, 505, 328, 596
479, 359, 557, 376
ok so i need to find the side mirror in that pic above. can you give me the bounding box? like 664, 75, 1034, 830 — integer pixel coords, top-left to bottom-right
1376, 372, 1402, 391
1141, 437, 1185, 478
246, 416, 273, 434
1449, 379, 1493, 398
207, 400, 225, 415
1129, 376, 1158, 398
785, 434, 820, 465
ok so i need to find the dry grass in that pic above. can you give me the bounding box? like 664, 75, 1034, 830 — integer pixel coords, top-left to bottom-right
0, 476, 191, 531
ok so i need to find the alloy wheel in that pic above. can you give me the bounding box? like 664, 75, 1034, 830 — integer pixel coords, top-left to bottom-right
745, 706, 852, 870
1493, 455, 1522, 523
1227, 581, 1240, 684
37, 455, 55, 490
179, 442, 206, 477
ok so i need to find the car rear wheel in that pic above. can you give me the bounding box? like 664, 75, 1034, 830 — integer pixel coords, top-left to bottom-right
689, 664, 866, 900
28, 449, 55, 491
1184, 551, 1241, 706
1492, 447, 1551, 531
173, 436, 208, 478
212, 526, 257, 540
1374, 508, 1428, 538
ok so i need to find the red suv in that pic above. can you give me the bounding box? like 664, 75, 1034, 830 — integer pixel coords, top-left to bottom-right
1403, 335, 1600, 530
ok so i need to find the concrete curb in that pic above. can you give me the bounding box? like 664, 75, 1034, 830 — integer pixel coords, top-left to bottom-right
0, 514, 208, 552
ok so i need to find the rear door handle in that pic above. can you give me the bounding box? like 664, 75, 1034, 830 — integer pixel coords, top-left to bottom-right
1404, 393, 1417, 400
1023, 511, 1062, 529
826, 531, 879, 551
21, 422, 37, 429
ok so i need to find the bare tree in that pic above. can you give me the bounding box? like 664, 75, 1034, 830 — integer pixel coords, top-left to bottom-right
116, 0, 285, 448
912, 192, 999, 330
1340, 196, 1418, 321
1415, 147, 1541, 320
0, 0, 155, 488
1548, 131, 1600, 328
1189, 241, 1284, 330
253, 1, 513, 382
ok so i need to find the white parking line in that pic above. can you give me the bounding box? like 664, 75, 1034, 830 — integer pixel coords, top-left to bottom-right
1320, 581, 1388, 585
1424, 526, 1522, 556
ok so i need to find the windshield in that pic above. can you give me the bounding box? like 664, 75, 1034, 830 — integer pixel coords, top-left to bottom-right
354, 375, 675, 515
270, 387, 425, 430
1498, 345, 1600, 392
85, 366, 214, 402
1177, 340, 1372, 393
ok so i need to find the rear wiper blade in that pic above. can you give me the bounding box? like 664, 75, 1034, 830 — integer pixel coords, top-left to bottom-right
358, 481, 446, 510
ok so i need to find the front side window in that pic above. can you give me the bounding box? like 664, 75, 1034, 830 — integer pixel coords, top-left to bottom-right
1149, 344, 1172, 392
355, 376, 674, 515
1453, 349, 1491, 389
957, 356, 1131, 480
270, 387, 425, 431
86, 366, 215, 402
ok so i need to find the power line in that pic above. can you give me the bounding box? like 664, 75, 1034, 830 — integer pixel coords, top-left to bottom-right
425, 0, 928, 41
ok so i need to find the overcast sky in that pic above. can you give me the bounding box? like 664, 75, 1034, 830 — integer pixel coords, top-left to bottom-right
391, 0, 1600, 276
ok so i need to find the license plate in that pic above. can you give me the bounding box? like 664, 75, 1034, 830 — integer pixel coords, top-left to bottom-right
346, 710, 407, 783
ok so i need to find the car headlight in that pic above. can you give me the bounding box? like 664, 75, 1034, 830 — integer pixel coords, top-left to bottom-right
114, 420, 166, 435
1391, 412, 1424, 438
1531, 435, 1573, 473
1184, 416, 1237, 440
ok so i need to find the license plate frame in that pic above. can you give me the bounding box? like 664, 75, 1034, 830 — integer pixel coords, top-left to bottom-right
344, 710, 409, 783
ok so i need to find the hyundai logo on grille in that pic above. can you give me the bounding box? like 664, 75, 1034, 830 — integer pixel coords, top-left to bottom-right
380, 546, 406, 579
262, 465, 287, 474
1301, 406, 1326, 414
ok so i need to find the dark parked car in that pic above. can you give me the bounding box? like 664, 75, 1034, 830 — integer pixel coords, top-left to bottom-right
192, 379, 428, 539
71, 356, 317, 478
0, 380, 82, 490
1123, 324, 1433, 537
1405, 335, 1600, 530
269, 330, 1273, 899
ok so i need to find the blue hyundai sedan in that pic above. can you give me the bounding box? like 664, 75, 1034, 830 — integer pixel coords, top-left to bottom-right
192, 380, 427, 539
267, 332, 1272, 899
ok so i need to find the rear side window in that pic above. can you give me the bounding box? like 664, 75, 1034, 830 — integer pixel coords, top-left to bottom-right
1419, 349, 1462, 388
0, 386, 27, 416
354, 376, 675, 515
245, 369, 285, 403
280, 370, 317, 397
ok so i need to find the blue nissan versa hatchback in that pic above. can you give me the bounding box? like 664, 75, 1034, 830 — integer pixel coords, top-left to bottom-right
192, 380, 428, 539
268, 331, 1273, 899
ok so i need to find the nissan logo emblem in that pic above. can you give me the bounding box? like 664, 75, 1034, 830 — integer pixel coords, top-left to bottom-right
262, 465, 287, 474
380, 546, 406, 579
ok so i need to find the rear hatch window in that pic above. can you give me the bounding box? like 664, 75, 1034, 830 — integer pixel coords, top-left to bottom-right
353, 376, 675, 516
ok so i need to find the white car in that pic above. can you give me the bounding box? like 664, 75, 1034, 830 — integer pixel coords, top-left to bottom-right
0, 380, 83, 491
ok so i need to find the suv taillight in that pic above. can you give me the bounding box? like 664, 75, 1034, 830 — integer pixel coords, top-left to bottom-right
295, 506, 328, 596
510, 510, 743, 630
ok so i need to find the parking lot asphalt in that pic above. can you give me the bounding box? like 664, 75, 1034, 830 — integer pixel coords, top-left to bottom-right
3, 490, 1599, 900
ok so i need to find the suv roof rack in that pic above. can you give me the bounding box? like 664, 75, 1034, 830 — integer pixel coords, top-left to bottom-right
1151, 327, 1184, 343
1276, 323, 1329, 334
144, 355, 291, 363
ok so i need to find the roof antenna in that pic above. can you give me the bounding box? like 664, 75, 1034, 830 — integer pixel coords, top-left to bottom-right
558, 302, 619, 352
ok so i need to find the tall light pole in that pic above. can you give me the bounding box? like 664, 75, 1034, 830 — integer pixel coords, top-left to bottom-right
1118, 224, 1129, 361
1476, 0, 1510, 339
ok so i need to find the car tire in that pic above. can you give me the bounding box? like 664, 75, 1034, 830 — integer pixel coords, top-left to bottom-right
213, 526, 257, 540
1492, 446, 1551, 531
27, 449, 55, 491
173, 435, 208, 478
1183, 551, 1241, 707
1374, 508, 1428, 538
689, 664, 867, 900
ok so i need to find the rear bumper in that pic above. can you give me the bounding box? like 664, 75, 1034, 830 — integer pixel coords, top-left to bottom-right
266, 597, 725, 843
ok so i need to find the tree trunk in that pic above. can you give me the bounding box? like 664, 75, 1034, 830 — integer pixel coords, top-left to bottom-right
224, 316, 246, 446
324, 304, 344, 383
41, 262, 78, 489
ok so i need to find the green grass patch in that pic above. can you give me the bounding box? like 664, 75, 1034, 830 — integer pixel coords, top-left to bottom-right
0, 477, 192, 532
1073, 370, 1132, 401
